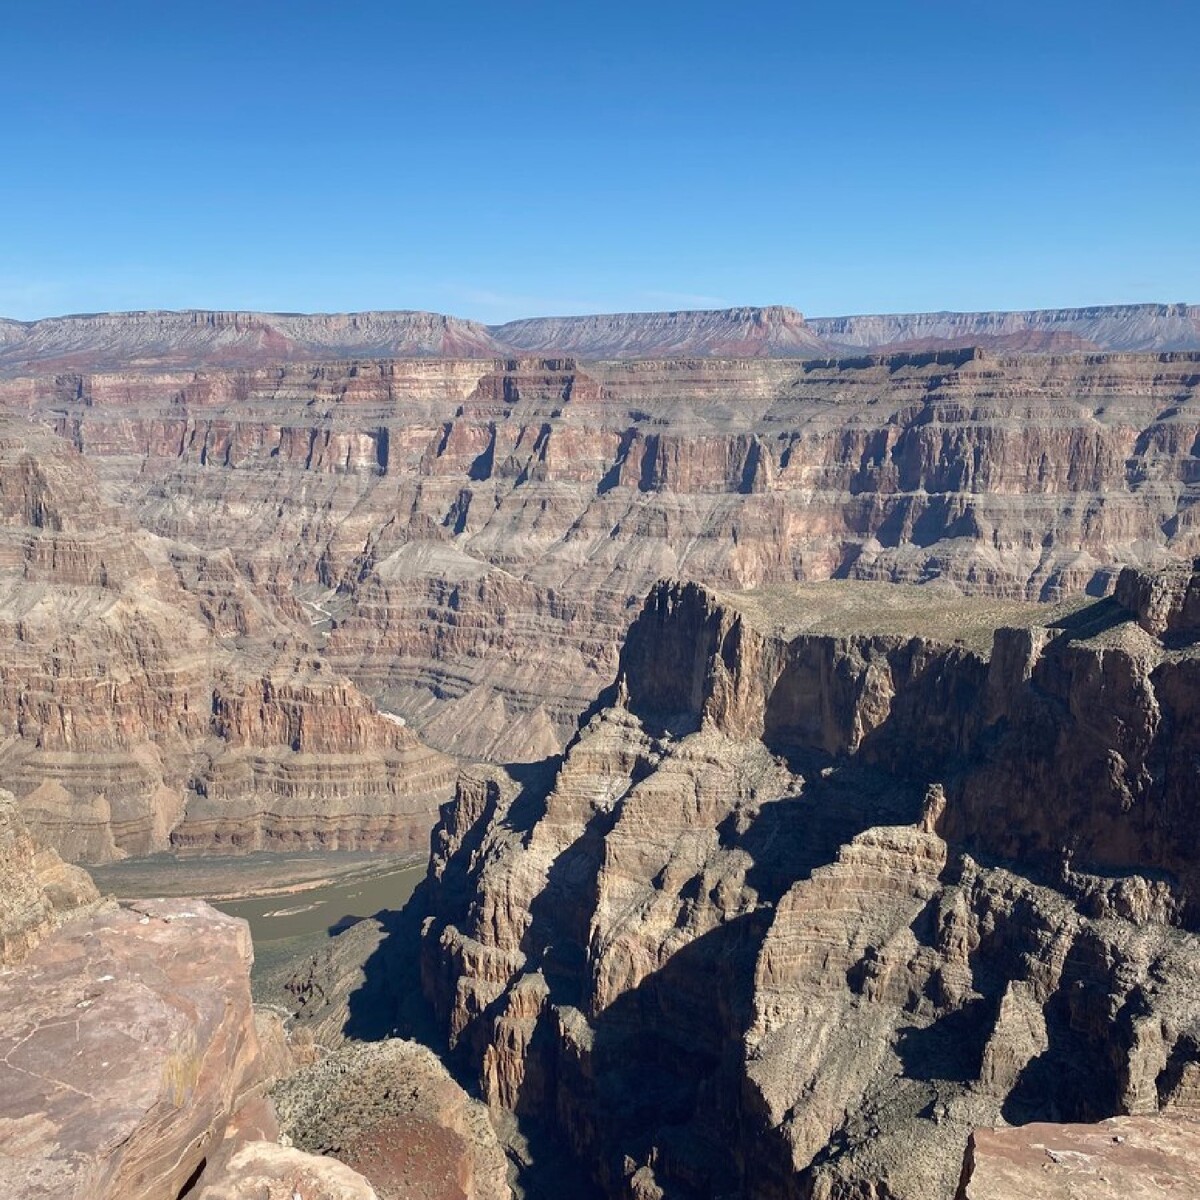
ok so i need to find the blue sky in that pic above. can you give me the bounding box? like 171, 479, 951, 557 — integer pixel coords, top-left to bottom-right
2, 1, 1197, 322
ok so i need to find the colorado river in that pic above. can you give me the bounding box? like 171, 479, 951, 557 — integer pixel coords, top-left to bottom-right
91, 852, 426, 987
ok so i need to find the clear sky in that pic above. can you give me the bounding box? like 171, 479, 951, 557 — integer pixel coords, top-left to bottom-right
3, 1, 1197, 322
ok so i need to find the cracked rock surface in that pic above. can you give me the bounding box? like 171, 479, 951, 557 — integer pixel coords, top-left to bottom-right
956, 1114, 1200, 1198
0, 898, 265, 1200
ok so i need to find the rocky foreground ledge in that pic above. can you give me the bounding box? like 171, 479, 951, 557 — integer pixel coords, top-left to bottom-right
0, 893, 275, 1199
0, 860, 382, 1199
957, 1113, 1200, 1198
0, 790, 510, 1200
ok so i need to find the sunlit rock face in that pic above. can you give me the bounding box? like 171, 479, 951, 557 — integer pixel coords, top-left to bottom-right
0, 888, 268, 1200
4, 348, 1200, 770
2, 302, 1198, 374
420, 573, 1200, 1199
955, 1114, 1200, 1199
0, 795, 398, 1200
0, 415, 455, 863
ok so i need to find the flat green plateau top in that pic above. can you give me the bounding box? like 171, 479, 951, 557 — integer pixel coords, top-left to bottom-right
713, 580, 1106, 655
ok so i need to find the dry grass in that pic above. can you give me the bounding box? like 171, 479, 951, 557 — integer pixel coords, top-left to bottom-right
716, 580, 1097, 654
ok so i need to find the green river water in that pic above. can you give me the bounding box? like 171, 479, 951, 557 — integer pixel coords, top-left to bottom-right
90, 852, 426, 988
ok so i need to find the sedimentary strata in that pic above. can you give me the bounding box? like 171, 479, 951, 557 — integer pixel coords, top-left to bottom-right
2, 302, 1198, 375
419, 569, 1200, 1198
4, 349, 1200, 769
0, 789, 99, 965
0, 416, 454, 862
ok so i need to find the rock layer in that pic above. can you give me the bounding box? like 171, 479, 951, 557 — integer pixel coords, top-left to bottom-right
0, 789, 99, 965
0, 416, 455, 862
5, 350, 1200, 767
196, 1143, 381, 1200
418, 571, 1200, 1199
956, 1114, 1200, 1199
0, 897, 268, 1200
3, 302, 1199, 375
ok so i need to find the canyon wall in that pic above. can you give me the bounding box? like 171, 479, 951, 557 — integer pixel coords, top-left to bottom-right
0, 416, 455, 862
3, 350, 1200, 767
806, 302, 1200, 355
418, 570, 1200, 1199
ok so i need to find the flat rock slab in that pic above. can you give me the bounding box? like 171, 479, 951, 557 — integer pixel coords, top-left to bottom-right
0, 899, 262, 1200
959, 1114, 1200, 1198
196, 1142, 379, 1199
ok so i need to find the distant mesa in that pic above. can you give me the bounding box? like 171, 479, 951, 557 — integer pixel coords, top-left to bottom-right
1, 300, 1198, 373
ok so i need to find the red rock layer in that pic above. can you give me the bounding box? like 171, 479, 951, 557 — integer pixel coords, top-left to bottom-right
0, 417, 455, 862
4, 351, 1200, 764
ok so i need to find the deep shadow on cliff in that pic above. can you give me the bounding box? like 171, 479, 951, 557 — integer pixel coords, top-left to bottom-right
335, 754, 609, 1199
405, 566, 1200, 1199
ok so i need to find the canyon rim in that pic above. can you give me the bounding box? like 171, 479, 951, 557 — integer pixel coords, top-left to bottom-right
0, 302, 1199, 1198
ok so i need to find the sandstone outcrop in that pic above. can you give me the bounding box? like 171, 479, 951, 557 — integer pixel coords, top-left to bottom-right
955, 1114, 1200, 1199
418, 571, 1200, 1199
0, 416, 455, 861
196, 1142, 381, 1200
5, 349, 1200, 767
0, 796, 393, 1200
0, 897, 269, 1200
0, 789, 99, 965
0, 794, 511, 1200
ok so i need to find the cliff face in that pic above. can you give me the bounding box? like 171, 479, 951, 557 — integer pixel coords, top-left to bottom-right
0, 417, 455, 863
419, 571, 1200, 1199
0, 789, 99, 966
0, 309, 505, 373
4, 350, 1200, 766
494, 305, 829, 357
0, 794, 497, 1200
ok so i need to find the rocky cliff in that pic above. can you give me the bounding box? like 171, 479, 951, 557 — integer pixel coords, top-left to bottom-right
495, 305, 829, 357
0, 309, 506, 373
955, 1114, 1200, 1198
418, 569, 1200, 1199
0, 794, 509, 1200
0, 792, 283, 1199
0, 789, 99, 965
5, 349, 1200, 767
0, 416, 455, 862
807, 303, 1200, 355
